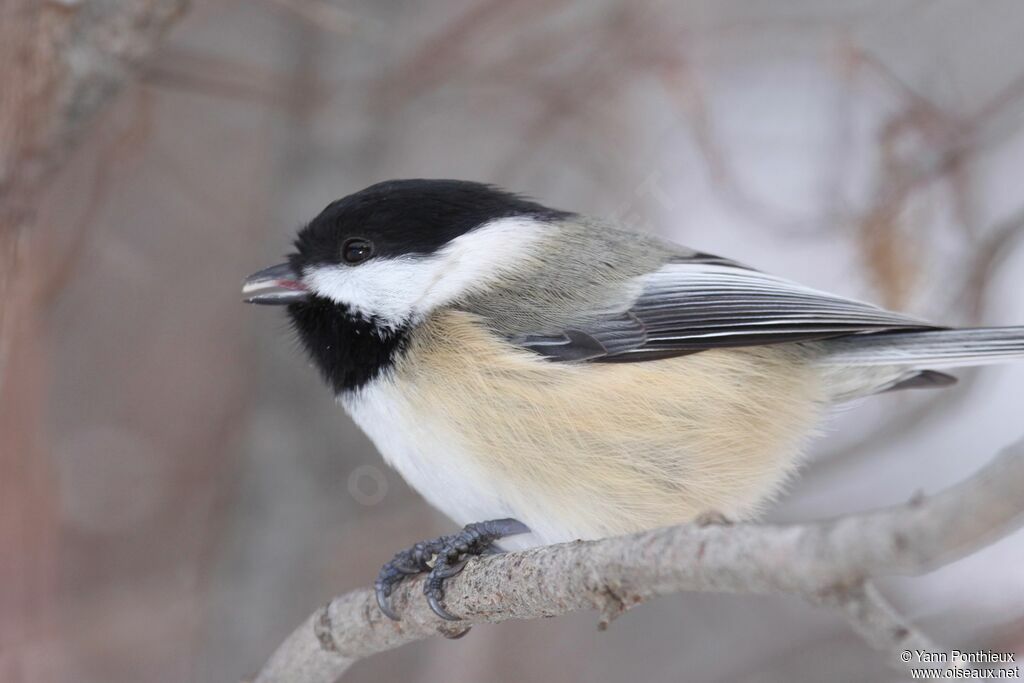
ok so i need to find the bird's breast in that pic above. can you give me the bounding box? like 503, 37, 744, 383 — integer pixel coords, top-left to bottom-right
343, 309, 829, 548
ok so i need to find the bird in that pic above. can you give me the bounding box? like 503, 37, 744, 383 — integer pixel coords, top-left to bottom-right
243, 178, 1024, 621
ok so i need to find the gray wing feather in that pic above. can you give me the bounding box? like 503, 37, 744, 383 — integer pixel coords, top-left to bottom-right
512, 260, 937, 362
512, 313, 648, 361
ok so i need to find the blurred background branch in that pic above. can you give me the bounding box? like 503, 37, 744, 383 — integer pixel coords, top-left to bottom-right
0, 0, 188, 277
0, 2, 187, 681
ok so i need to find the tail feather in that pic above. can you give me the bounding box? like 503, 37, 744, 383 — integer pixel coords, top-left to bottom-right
819, 327, 1024, 368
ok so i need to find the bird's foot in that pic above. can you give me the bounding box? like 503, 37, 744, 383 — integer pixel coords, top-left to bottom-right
375, 518, 530, 622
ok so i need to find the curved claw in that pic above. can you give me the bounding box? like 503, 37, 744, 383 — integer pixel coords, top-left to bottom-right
441, 625, 472, 639
373, 518, 529, 622
375, 584, 400, 621
489, 518, 531, 536
431, 558, 469, 579
427, 592, 461, 621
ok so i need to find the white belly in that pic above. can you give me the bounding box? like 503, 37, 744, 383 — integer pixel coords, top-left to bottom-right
341, 377, 552, 550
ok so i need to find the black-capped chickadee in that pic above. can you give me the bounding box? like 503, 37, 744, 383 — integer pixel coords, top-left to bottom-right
244, 179, 1024, 620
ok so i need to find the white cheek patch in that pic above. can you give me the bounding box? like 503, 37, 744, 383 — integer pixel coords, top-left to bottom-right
304, 217, 551, 326
304, 257, 436, 326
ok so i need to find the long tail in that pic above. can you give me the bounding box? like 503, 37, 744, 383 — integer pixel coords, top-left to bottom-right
819, 327, 1024, 368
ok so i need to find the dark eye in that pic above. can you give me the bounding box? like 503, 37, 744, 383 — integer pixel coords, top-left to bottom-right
341, 237, 373, 264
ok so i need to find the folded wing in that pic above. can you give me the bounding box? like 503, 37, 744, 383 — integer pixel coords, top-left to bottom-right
510, 257, 937, 362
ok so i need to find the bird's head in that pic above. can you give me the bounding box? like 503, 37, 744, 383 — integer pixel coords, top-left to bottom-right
243, 179, 570, 329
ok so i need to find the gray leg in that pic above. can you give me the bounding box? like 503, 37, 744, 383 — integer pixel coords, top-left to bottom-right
374, 518, 530, 621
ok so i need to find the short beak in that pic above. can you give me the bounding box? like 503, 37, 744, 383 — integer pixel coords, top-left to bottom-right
243, 262, 309, 305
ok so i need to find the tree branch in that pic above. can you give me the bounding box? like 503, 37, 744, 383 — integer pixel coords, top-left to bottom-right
0, 2, 188, 668
252, 436, 1024, 682
0, 0, 189, 390
0, 0, 189, 205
